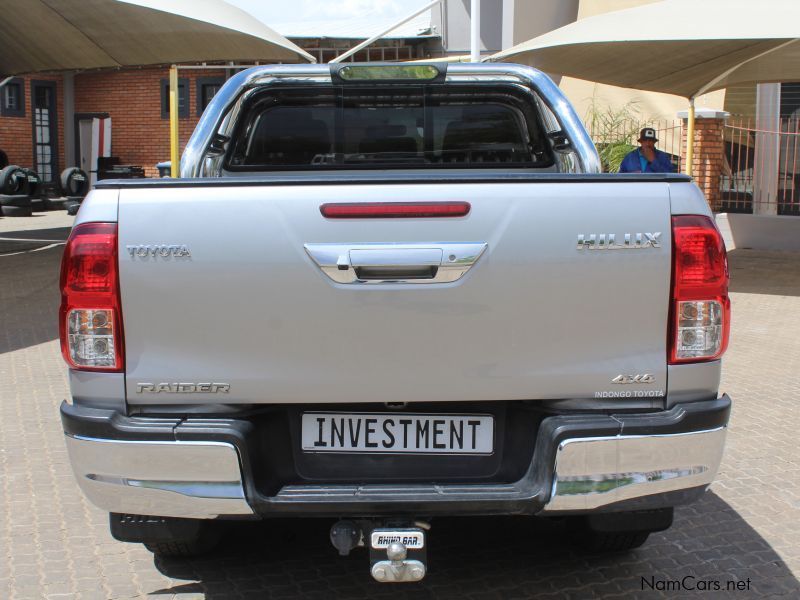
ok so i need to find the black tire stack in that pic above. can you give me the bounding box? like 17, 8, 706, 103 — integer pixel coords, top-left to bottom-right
24, 168, 44, 211
0, 165, 33, 217
61, 167, 90, 215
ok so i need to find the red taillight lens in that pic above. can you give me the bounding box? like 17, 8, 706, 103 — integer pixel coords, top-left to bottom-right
669, 215, 730, 364
320, 202, 471, 219
59, 222, 124, 371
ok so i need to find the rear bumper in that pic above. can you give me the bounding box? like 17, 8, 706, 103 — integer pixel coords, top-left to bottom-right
60, 396, 730, 519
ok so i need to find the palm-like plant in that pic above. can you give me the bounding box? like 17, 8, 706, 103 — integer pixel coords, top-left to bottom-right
584, 97, 643, 173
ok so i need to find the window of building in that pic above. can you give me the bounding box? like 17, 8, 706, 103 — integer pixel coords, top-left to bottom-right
1, 78, 25, 117
196, 77, 225, 116
160, 78, 189, 119
780, 82, 800, 119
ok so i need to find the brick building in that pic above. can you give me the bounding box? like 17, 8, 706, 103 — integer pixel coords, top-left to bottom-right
0, 66, 230, 181
0, 17, 440, 185
1, 74, 66, 182
72, 67, 227, 178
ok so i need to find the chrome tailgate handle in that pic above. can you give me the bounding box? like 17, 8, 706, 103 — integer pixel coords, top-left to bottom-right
305, 243, 487, 284
349, 248, 443, 267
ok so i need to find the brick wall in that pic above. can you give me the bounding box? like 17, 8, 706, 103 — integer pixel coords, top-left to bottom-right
680, 116, 726, 210
75, 67, 225, 178
0, 74, 65, 181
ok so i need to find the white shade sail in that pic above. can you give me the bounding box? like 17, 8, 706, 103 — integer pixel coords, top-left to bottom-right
0, 0, 314, 76
489, 0, 800, 99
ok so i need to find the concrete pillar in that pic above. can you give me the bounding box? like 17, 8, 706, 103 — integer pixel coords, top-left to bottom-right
753, 83, 781, 215
678, 108, 729, 211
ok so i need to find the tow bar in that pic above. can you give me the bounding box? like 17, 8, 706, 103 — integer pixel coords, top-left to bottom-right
330, 519, 428, 583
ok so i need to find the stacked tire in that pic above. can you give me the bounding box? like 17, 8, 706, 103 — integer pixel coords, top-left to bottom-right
61, 167, 90, 216
24, 168, 44, 211
0, 165, 32, 217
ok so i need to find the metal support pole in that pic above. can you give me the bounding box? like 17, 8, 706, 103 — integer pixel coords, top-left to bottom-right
330, 0, 441, 64
169, 65, 179, 177
685, 97, 695, 177
470, 0, 481, 62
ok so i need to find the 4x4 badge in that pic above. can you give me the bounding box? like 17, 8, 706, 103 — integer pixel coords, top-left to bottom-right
612, 374, 655, 384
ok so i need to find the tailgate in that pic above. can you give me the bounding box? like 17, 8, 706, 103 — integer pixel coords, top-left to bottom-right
118, 180, 671, 405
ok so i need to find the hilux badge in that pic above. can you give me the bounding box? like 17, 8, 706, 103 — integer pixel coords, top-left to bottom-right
577, 233, 661, 250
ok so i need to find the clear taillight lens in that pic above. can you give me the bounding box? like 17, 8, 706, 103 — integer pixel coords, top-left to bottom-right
669, 215, 730, 364
59, 223, 124, 371
674, 299, 726, 360
67, 309, 117, 367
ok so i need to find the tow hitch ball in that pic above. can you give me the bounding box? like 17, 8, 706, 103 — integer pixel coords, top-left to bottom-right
330, 519, 428, 583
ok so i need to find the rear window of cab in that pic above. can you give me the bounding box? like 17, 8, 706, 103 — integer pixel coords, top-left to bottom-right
225, 84, 555, 171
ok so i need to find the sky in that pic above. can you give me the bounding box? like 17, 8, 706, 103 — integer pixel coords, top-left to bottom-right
226, 0, 433, 26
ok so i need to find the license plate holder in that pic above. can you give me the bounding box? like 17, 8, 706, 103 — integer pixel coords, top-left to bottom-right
301, 412, 494, 455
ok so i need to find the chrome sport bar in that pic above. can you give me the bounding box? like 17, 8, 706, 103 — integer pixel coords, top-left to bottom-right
181, 63, 602, 178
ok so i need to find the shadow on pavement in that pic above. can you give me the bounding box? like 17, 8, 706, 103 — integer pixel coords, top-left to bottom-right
728, 249, 800, 297
0, 226, 71, 254
151, 492, 799, 599
0, 244, 63, 354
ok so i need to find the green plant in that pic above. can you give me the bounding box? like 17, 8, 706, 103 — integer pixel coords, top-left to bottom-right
584, 96, 644, 173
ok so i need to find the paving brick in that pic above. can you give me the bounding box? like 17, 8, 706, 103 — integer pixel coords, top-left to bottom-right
2, 234, 800, 598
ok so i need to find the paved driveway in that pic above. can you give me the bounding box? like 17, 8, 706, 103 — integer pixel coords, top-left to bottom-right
1, 217, 798, 599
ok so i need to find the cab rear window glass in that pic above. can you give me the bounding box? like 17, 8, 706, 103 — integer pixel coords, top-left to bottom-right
226, 85, 554, 170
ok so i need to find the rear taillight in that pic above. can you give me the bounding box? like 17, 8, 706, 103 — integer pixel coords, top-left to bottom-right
59, 222, 124, 371
669, 215, 730, 364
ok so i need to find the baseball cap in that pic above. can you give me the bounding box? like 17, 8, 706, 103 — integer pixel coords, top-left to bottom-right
639, 127, 658, 142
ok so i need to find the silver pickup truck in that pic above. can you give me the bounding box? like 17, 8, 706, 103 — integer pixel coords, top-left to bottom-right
59, 63, 731, 582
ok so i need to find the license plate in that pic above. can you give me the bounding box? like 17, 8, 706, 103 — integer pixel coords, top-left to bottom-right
301, 412, 494, 454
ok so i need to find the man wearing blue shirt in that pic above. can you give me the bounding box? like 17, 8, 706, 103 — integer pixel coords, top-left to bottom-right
619, 128, 675, 173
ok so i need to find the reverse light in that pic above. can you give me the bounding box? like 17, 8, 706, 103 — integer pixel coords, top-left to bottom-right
59, 222, 124, 371
669, 215, 730, 364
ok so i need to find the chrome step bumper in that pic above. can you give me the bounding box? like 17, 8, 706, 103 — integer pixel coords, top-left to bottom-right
542, 426, 726, 513
61, 396, 730, 518
64, 435, 254, 518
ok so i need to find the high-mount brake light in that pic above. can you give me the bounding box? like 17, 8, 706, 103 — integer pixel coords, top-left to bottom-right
669, 215, 730, 364
337, 64, 441, 81
59, 222, 124, 371
320, 202, 471, 219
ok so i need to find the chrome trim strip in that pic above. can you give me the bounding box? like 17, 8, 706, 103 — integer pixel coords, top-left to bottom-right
541, 427, 727, 513
181, 63, 601, 177
304, 242, 487, 284
65, 434, 254, 518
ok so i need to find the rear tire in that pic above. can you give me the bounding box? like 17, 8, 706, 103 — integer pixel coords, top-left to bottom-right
110, 513, 223, 558
567, 508, 672, 553
144, 536, 220, 558
573, 529, 650, 553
